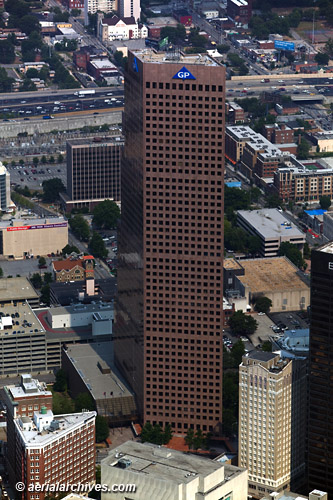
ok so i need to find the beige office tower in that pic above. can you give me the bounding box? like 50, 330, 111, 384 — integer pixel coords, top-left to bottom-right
238, 351, 307, 498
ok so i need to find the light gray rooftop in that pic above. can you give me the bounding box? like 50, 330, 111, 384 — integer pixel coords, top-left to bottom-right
0, 216, 66, 229
237, 208, 304, 240
103, 441, 245, 484
16, 410, 96, 446
7, 377, 51, 401
133, 49, 221, 66
0, 302, 44, 338
0, 277, 39, 302
49, 302, 113, 317
64, 343, 133, 401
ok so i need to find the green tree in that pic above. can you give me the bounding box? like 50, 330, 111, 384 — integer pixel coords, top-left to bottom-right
231, 340, 245, 366
30, 273, 42, 289
26, 68, 39, 79
265, 194, 282, 208
192, 428, 205, 450
49, 155, 55, 163
74, 392, 95, 412
89, 232, 108, 259
70, 8, 81, 16
17, 15, 41, 35
38, 256, 46, 267
216, 44, 230, 53
62, 244, 80, 256
303, 242, 311, 260
53, 369, 68, 392
41, 155, 47, 164
254, 296, 272, 313
185, 428, 195, 448
320, 195, 332, 210
40, 284, 51, 306
92, 200, 120, 229
0, 39, 15, 64
42, 178, 65, 202
0, 267, 3, 278
163, 423, 173, 444
229, 310, 258, 336
57, 153, 64, 163
315, 52, 330, 65
262, 341, 272, 352
297, 138, 310, 160
33, 157, 39, 166
96, 415, 109, 443
43, 272, 53, 285
69, 214, 90, 241
160, 24, 186, 44
52, 391, 75, 415
278, 241, 305, 269
223, 408, 237, 437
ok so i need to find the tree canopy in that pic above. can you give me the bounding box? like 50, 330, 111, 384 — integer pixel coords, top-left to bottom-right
95, 416, 109, 442
89, 232, 108, 259
278, 241, 305, 269
141, 423, 173, 445
254, 296, 272, 313
68, 214, 90, 242
320, 195, 332, 210
42, 178, 65, 202
229, 310, 258, 336
92, 200, 120, 230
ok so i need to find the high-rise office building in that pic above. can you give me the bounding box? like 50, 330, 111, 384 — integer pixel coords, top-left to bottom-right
0, 161, 13, 212
61, 137, 123, 212
115, 50, 225, 434
119, 0, 140, 21
308, 242, 333, 495
239, 352, 307, 497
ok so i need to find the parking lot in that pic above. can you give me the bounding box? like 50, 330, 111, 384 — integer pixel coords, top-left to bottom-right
8, 163, 67, 191
0, 257, 54, 278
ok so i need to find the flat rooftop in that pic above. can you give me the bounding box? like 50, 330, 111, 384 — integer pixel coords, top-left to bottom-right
16, 410, 96, 446
103, 441, 245, 484
49, 301, 113, 317
67, 136, 123, 147
133, 49, 220, 66
226, 125, 259, 141
223, 258, 243, 270
247, 351, 278, 362
0, 302, 44, 338
317, 242, 333, 254
64, 342, 133, 401
237, 208, 304, 240
0, 278, 39, 304
6, 376, 51, 401
236, 257, 310, 293
0, 216, 66, 229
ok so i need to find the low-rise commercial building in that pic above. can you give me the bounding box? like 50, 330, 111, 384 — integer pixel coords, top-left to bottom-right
13, 409, 96, 500
262, 490, 327, 500
239, 352, 307, 497
311, 130, 333, 153
227, 0, 251, 25
101, 441, 248, 500
47, 301, 114, 335
237, 208, 305, 257
173, 9, 192, 25
146, 16, 178, 38
224, 256, 310, 312
62, 343, 136, 422
0, 217, 68, 258
52, 255, 95, 283
226, 102, 245, 124
98, 15, 147, 42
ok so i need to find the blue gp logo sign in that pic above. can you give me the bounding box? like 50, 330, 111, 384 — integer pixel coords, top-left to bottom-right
172, 66, 196, 80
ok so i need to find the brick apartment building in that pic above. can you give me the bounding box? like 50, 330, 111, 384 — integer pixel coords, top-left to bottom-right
227, 0, 252, 25
52, 255, 95, 282
3, 375, 53, 491
115, 50, 226, 435
274, 162, 333, 203
263, 124, 294, 144
226, 102, 245, 124
13, 409, 96, 500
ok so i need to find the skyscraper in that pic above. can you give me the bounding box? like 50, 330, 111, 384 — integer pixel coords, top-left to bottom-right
239, 352, 307, 497
308, 243, 333, 495
115, 50, 225, 434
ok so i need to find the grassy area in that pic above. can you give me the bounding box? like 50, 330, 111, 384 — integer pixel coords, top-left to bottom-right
295, 21, 315, 39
